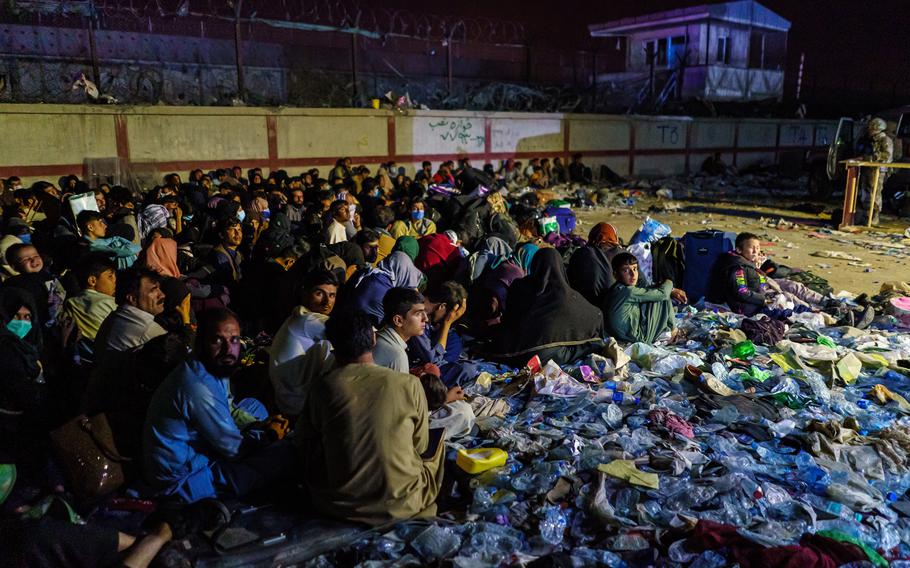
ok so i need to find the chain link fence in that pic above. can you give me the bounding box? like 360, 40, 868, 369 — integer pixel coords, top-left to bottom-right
0, 0, 639, 112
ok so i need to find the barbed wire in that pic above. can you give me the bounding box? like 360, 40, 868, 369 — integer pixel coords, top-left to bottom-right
7, 0, 527, 43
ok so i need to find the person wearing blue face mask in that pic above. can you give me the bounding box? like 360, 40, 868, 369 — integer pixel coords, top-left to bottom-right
391, 198, 437, 240
0, 287, 47, 443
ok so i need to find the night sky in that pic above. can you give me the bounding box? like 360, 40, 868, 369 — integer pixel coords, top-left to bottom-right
386, 0, 910, 116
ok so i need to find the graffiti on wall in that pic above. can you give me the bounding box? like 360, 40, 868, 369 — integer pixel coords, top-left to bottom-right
428, 118, 485, 147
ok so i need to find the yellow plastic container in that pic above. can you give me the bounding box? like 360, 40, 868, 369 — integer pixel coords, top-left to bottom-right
456, 448, 508, 474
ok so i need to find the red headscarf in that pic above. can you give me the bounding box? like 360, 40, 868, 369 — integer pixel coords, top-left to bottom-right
588, 222, 620, 248
415, 233, 461, 290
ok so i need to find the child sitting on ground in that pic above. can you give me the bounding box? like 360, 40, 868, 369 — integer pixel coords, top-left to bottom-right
604, 252, 686, 344
708, 232, 771, 316
709, 232, 874, 326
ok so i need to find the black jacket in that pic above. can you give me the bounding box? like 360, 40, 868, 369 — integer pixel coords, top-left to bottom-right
708, 252, 768, 316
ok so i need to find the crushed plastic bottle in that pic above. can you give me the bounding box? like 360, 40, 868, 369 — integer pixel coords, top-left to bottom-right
538, 506, 568, 546
801, 494, 863, 522
410, 524, 462, 561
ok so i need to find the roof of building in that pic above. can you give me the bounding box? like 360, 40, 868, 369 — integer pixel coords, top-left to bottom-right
589, 1, 791, 36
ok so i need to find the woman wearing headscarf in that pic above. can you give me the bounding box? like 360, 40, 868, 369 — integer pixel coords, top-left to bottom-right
568, 222, 624, 308
514, 242, 540, 274
0, 288, 47, 447
469, 259, 525, 336
376, 167, 395, 194
492, 248, 604, 366
391, 236, 419, 263
415, 233, 464, 293
137, 203, 171, 243
390, 199, 436, 239
141, 237, 181, 278
468, 236, 512, 283
343, 251, 425, 326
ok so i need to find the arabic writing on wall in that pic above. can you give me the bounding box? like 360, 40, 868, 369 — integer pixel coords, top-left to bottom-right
428, 118, 485, 149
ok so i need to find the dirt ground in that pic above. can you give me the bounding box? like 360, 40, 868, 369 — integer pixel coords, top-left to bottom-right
575, 195, 910, 296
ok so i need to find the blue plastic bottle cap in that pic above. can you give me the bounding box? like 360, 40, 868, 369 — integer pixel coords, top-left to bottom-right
887, 491, 898, 502
854, 513, 863, 522
857, 400, 870, 409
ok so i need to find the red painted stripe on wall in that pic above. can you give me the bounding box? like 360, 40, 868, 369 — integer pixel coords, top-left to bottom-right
114, 114, 130, 162
1, 144, 816, 180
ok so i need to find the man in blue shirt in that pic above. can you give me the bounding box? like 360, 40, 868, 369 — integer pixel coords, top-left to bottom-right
142, 308, 296, 502
407, 281, 475, 388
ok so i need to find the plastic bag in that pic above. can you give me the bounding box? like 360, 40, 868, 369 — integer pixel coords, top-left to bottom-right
627, 242, 653, 282
630, 216, 672, 245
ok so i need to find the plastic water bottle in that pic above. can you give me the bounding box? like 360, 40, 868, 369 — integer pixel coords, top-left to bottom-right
802, 494, 863, 522
539, 506, 567, 546
794, 452, 831, 495
596, 388, 640, 405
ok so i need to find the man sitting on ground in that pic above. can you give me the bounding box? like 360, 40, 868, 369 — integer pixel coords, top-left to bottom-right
269, 270, 339, 416
325, 200, 350, 244
373, 287, 427, 373
298, 311, 444, 525
605, 252, 686, 344
143, 308, 296, 502
407, 281, 475, 388
94, 267, 166, 357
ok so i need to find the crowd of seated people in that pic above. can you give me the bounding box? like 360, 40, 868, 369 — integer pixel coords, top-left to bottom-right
0, 157, 853, 566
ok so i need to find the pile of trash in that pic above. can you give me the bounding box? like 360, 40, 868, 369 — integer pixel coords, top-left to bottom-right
308, 298, 910, 567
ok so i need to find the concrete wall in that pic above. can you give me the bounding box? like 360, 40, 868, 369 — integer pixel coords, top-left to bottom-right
0, 104, 834, 186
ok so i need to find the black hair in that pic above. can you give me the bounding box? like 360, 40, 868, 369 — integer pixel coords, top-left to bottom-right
611, 252, 639, 272
374, 206, 395, 228
425, 281, 467, 307
217, 216, 242, 235
325, 311, 375, 361
735, 232, 761, 249
73, 253, 116, 287
76, 209, 105, 234
361, 177, 378, 193
382, 287, 425, 326
420, 374, 448, 412
115, 266, 161, 305
302, 269, 340, 293
148, 227, 175, 241
330, 200, 349, 217
5, 243, 36, 269
107, 222, 135, 242
422, 161, 432, 168
108, 186, 135, 207
194, 307, 239, 354
354, 228, 380, 246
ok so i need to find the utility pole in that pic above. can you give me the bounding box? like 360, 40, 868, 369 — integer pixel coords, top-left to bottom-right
233, 0, 245, 102
350, 32, 359, 107
86, 0, 101, 86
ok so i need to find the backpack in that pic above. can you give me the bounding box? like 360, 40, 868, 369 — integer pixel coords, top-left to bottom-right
651, 236, 685, 288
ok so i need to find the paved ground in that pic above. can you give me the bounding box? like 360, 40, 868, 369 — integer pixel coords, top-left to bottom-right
576, 193, 910, 296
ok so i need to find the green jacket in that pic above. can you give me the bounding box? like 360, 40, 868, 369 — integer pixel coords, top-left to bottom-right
605, 280, 672, 343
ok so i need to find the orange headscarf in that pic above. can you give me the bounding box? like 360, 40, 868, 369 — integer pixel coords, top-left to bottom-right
143, 237, 181, 278
588, 222, 620, 248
